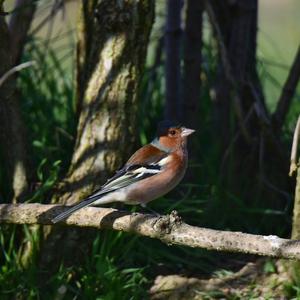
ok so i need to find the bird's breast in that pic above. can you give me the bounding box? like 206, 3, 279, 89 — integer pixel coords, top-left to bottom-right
126, 155, 187, 204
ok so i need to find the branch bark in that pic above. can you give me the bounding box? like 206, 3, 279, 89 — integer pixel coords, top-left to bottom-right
1, 203, 300, 260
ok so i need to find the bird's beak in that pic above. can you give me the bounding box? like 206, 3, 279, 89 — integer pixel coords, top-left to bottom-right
181, 127, 195, 137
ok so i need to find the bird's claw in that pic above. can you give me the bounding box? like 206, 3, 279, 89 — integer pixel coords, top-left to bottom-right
152, 210, 182, 234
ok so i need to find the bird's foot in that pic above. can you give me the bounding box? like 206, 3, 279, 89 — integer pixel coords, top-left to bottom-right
152, 210, 182, 234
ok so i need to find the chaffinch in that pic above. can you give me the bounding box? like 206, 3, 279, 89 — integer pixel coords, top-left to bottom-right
52, 121, 195, 223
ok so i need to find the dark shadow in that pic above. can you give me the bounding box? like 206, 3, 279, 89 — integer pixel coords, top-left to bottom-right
98, 209, 154, 233
37, 205, 69, 225
36, 203, 155, 232
56, 169, 112, 199
71, 140, 120, 173
0, 204, 11, 221
277, 239, 300, 257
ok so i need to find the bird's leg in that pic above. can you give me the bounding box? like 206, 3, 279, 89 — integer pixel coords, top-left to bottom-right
140, 203, 161, 217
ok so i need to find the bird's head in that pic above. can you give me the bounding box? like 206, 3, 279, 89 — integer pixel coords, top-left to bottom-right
154, 120, 195, 152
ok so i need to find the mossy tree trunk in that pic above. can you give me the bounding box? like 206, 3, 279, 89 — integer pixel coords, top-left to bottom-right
40, 0, 154, 272
60, 0, 154, 203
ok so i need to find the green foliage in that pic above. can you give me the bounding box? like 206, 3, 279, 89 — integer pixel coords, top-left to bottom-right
27, 159, 62, 203
0, 228, 147, 299
19, 37, 76, 176
0, 225, 40, 299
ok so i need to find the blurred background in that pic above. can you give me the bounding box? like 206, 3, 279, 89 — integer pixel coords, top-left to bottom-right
0, 0, 300, 299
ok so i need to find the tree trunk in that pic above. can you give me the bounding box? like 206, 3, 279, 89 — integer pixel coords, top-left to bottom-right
183, 0, 203, 163
0, 10, 32, 202
165, 0, 183, 121
40, 0, 154, 273
209, 0, 232, 150
211, 0, 263, 151
183, 0, 203, 129
209, 0, 289, 206
8, 0, 37, 65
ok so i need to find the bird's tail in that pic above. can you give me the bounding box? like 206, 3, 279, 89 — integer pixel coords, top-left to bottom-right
52, 196, 99, 224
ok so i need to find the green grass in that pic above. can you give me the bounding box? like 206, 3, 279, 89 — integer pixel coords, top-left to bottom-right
0, 227, 148, 299
20, 37, 76, 170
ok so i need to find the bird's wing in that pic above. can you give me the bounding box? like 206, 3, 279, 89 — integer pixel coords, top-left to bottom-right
52, 145, 169, 223
88, 144, 170, 198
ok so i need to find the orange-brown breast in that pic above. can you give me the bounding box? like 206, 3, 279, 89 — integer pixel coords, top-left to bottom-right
126, 150, 187, 204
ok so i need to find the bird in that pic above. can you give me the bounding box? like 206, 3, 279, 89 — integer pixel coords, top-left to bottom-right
52, 121, 195, 223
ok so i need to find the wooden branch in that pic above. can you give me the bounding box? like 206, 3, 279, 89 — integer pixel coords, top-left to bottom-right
0, 60, 35, 87
273, 44, 300, 130
290, 115, 300, 176
291, 115, 300, 239
1, 203, 300, 260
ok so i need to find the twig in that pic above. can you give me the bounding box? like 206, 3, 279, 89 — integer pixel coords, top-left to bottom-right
0, 61, 36, 87
1, 203, 300, 260
291, 115, 300, 239
290, 115, 300, 176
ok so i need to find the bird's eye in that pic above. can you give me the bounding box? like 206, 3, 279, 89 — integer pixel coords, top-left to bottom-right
169, 130, 176, 136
